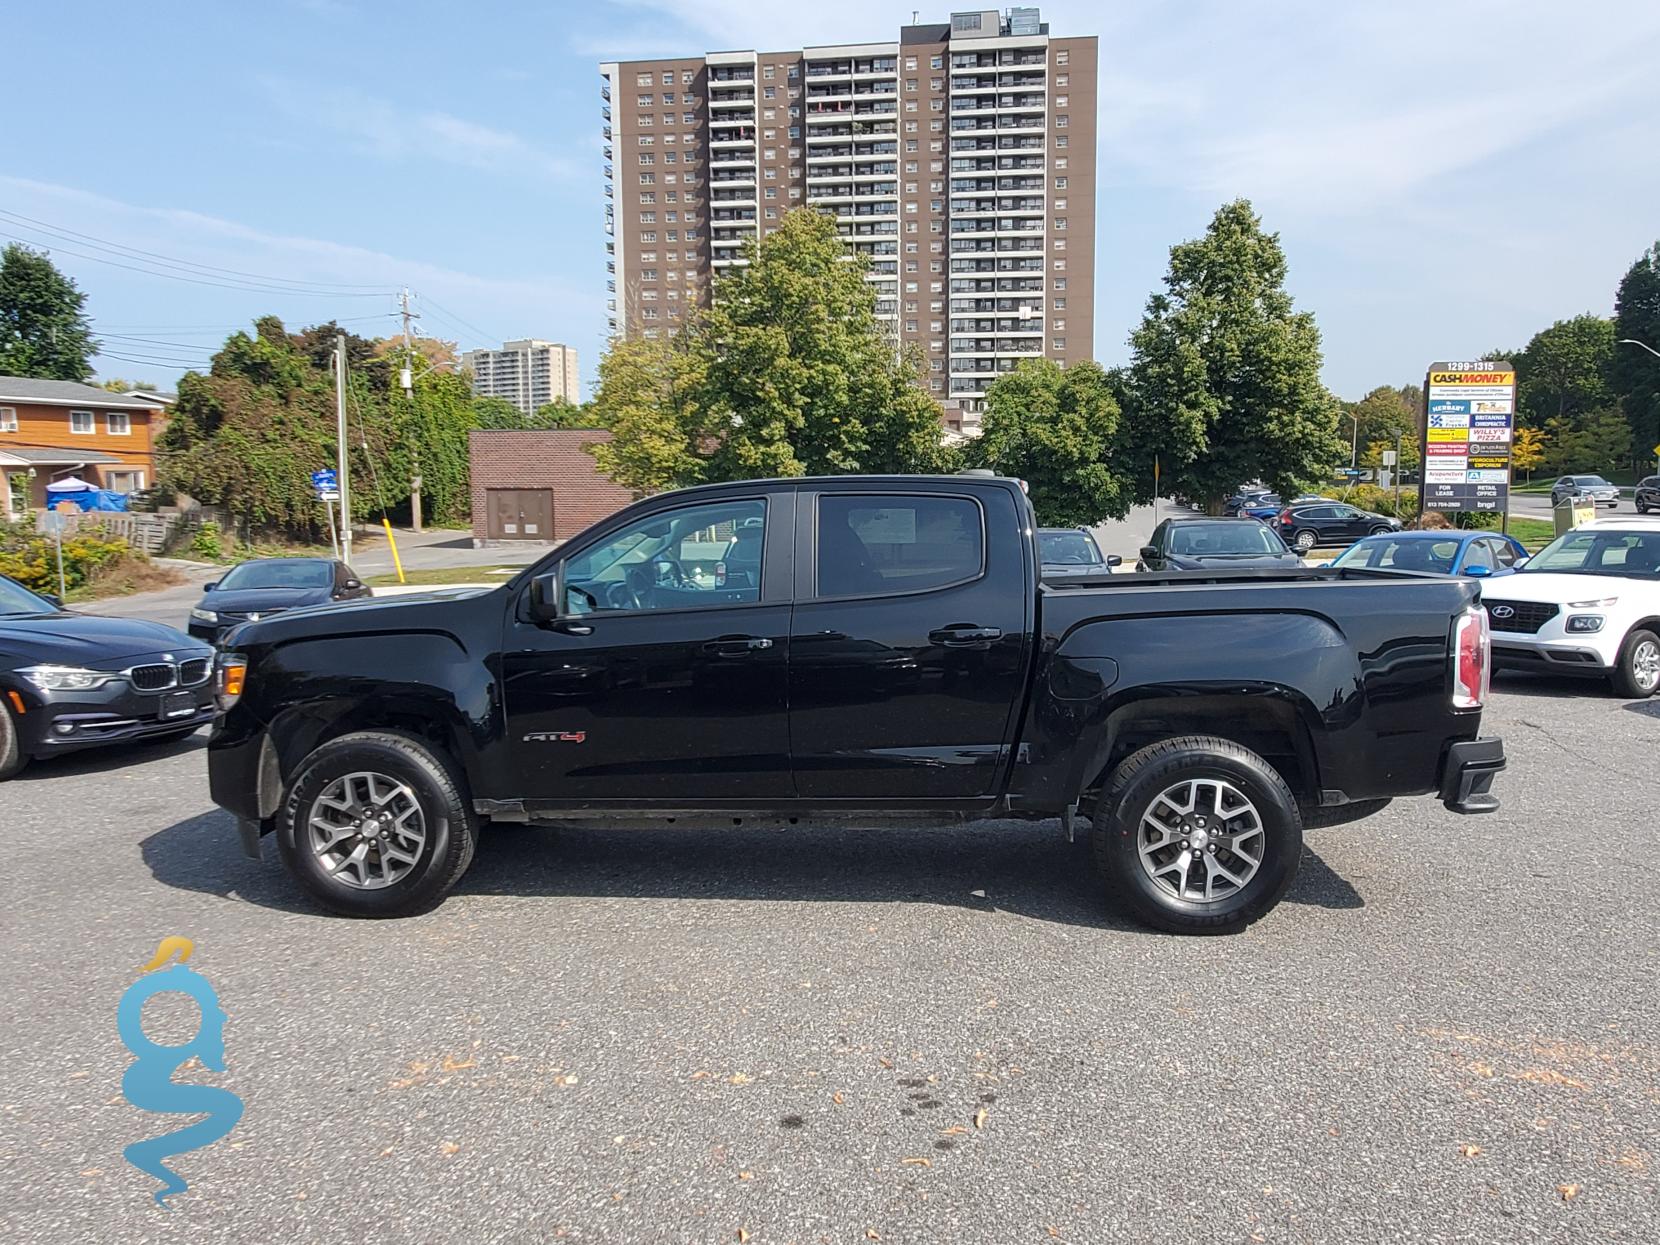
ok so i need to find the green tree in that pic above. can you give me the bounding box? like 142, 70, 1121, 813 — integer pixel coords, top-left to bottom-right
1612, 242, 1660, 462
971, 358, 1126, 525
0, 244, 98, 381
1543, 407, 1629, 475
1515, 314, 1614, 430
697, 208, 949, 480
531, 398, 599, 429
587, 331, 706, 495
471, 395, 532, 429
99, 377, 159, 393
1347, 385, 1418, 456
1118, 200, 1345, 512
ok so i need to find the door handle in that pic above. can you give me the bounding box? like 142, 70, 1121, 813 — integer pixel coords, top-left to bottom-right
703, 636, 774, 655
929, 625, 1002, 647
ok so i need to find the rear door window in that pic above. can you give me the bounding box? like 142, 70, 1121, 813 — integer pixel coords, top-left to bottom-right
816, 494, 984, 598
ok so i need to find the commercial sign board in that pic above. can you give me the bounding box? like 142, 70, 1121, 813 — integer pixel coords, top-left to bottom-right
1419, 360, 1515, 514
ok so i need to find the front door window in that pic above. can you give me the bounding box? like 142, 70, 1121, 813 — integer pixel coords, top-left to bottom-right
564, 498, 767, 614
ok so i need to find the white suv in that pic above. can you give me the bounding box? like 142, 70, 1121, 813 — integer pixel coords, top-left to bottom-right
1484, 518, 1660, 696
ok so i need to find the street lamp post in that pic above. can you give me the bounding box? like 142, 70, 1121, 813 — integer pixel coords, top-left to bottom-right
1616, 340, 1660, 471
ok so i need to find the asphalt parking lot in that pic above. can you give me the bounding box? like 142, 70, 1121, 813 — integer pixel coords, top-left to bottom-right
2, 674, 1656, 1244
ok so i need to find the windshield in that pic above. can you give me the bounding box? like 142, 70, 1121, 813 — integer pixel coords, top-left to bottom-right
1333, 536, 1462, 572
1039, 531, 1102, 564
1168, 523, 1286, 556
1523, 529, 1660, 576
217, 559, 334, 590
0, 576, 55, 616
1573, 476, 1611, 486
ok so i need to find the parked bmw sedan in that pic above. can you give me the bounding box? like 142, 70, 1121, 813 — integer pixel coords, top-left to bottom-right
1038, 527, 1121, 579
0, 574, 215, 780
1136, 516, 1302, 571
188, 557, 371, 643
1329, 530, 1529, 578
1275, 501, 1402, 552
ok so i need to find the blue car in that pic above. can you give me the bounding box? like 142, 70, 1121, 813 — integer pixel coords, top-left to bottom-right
1329, 529, 1529, 578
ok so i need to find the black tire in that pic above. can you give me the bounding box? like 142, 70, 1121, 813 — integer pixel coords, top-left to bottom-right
1091, 735, 1304, 933
1611, 628, 1660, 700
1302, 797, 1391, 829
1369, 525, 1392, 536
1293, 529, 1317, 552
0, 699, 27, 781
1639, 504, 1650, 515
276, 730, 477, 917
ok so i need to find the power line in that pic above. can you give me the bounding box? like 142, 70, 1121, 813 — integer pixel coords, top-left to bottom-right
0, 208, 397, 293
0, 227, 391, 298
98, 350, 214, 368
416, 294, 501, 347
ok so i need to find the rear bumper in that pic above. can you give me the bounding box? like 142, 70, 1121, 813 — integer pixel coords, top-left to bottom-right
1439, 736, 1505, 814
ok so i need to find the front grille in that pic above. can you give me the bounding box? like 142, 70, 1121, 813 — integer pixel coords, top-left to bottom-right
128, 663, 177, 691
179, 657, 212, 685
1484, 600, 1559, 635
221, 608, 285, 624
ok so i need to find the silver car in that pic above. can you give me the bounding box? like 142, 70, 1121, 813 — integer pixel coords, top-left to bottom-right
1550, 474, 1621, 508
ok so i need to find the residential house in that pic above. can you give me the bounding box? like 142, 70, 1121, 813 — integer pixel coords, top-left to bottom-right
0, 376, 169, 518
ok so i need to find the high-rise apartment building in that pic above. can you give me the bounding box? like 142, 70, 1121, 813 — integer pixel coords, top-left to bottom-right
461, 340, 581, 416
601, 7, 1095, 434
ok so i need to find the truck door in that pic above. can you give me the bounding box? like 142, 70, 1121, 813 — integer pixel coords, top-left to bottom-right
500, 490, 796, 803
788, 485, 1032, 801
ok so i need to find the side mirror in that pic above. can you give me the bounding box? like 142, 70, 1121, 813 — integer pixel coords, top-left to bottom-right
203, 581, 218, 592
529, 570, 562, 622
1106, 554, 1123, 568
41, 593, 62, 607
1138, 545, 1159, 561
344, 579, 363, 590
1465, 565, 1492, 578
1512, 556, 1529, 570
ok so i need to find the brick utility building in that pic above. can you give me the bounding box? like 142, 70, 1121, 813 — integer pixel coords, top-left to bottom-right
461, 340, 581, 417
600, 6, 1096, 438
469, 429, 635, 546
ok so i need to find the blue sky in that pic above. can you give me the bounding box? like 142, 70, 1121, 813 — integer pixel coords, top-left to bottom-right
2, 0, 1657, 399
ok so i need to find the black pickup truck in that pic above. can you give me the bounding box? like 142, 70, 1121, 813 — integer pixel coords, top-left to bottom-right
207, 474, 1505, 933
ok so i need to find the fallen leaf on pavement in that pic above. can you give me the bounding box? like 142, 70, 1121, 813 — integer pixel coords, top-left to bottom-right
729, 1073, 752, 1085
1459, 1145, 1483, 1158
737, 1228, 750, 1242
79, 1168, 100, 1177
1557, 1183, 1581, 1202
878, 1058, 894, 1069
378, 1146, 394, 1158
901, 1157, 931, 1167
440, 1141, 460, 1156
1048, 1229, 1060, 1239
739, 1171, 754, 1180
973, 1109, 988, 1129
833, 1092, 845, 1105
940, 1126, 968, 1136
866, 1231, 881, 1241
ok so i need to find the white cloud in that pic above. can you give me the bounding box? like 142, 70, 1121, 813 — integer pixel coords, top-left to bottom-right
257, 76, 584, 184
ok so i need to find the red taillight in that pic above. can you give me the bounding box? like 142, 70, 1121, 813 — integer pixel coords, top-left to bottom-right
1452, 605, 1489, 709
714, 561, 727, 587
1278, 508, 1293, 524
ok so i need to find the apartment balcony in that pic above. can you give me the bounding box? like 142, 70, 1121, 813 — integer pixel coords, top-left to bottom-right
949, 340, 1044, 356
711, 209, 758, 223
710, 188, 758, 204
602, 105, 611, 121
708, 91, 757, 109
952, 199, 1046, 217
710, 132, 757, 148
950, 218, 1045, 235
709, 150, 758, 166
949, 318, 1045, 335
949, 299, 1045, 315
709, 68, 754, 82
805, 62, 852, 78
601, 84, 611, 101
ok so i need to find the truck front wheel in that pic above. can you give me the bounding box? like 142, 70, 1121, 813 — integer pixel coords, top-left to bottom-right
1092, 736, 1304, 933
277, 731, 478, 917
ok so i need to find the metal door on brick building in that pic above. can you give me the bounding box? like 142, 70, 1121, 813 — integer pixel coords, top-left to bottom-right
487, 488, 554, 540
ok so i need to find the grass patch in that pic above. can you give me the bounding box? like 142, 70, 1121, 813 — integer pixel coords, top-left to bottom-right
366, 565, 517, 588
1503, 517, 1556, 548
65, 557, 187, 602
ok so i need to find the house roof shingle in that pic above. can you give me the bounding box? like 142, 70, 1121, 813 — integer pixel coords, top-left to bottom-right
0, 376, 169, 410
0, 448, 128, 466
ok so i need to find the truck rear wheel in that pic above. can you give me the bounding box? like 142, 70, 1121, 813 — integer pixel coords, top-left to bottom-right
277, 731, 477, 917
1092, 736, 1303, 933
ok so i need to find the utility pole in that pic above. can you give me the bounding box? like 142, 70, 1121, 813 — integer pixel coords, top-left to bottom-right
334, 333, 352, 565
398, 286, 424, 533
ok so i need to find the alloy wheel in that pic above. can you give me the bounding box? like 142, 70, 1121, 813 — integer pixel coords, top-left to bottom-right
1137, 778, 1265, 904
306, 771, 428, 889
1634, 640, 1660, 693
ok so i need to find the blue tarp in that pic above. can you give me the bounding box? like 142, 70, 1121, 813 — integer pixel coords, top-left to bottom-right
46, 487, 130, 512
